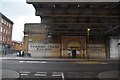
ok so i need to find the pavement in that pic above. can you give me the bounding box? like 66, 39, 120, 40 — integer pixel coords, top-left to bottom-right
0, 53, 119, 64
0, 69, 19, 80
2, 69, 19, 78
98, 71, 119, 78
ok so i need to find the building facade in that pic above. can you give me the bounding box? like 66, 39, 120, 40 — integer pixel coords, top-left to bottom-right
0, 13, 13, 55
26, 1, 120, 59
12, 41, 24, 53
24, 23, 60, 57
24, 23, 109, 58
0, 13, 2, 55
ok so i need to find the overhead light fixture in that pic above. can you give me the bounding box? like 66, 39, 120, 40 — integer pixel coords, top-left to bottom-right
78, 4, 80, 8
90, 5, 93, 8
87, 28, 90, 31
54, 4, 56, 8
105, 5, 109, 8
48, 35, 51, 38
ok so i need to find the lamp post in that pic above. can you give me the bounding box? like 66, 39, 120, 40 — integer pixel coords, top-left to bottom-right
87, 28, 90, 61
87, 28, 90, 41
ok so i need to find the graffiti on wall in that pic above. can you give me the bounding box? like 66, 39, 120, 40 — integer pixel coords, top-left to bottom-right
87, 44, 105, 53
29, 43, 60, 51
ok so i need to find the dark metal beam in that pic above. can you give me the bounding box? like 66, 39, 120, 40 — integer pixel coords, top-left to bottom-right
41, 15, 120, 18
104, 25, 120, 34
27, 1, 120, 36
43, 23, 118, 25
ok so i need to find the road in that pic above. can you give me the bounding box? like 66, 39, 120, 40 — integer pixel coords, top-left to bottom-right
2, 59, 118, 79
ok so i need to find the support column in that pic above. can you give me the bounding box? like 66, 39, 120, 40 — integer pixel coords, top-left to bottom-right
105, 36, 110, 59
60, 34, 62, 58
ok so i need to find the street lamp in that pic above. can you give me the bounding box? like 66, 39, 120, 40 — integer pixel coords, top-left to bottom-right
87, 28, 90, 61
87, 28, 90, 41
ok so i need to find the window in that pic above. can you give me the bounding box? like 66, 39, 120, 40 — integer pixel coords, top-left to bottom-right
7, 30, 10, 34
3, 29, 6, 33
0, 27, 2, 32
6, 30, 8, 34
9, 24, 11, 27
7, 22, 9, 26
6, 29, 10, 34
3, 37, 4, 41
5, 21, 7, 25
2, 19, 4, 23
9, 31, 11, 34
4, 20, 6, 25
8, 39, 10, 42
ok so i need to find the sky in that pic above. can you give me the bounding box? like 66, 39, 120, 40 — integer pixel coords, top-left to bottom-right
0, 0, 40, 41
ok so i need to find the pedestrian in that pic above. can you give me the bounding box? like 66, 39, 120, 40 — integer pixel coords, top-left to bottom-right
17, 52, 19, 57
19, 51, 21, 57
20, 51, 24, 57
68, 49, 72, 57
22, 51, 24, 57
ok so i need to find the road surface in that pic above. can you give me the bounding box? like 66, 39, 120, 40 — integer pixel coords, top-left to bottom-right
2, 59, 118, 79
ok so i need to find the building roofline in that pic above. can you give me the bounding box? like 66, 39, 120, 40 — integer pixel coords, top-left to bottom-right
24, 23, 44, 25
12, 41, 23, 44
25, 23, 41, 24
0, 12, 14, 24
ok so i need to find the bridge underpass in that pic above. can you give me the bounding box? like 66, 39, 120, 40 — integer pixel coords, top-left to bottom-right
26, 0, 120, 59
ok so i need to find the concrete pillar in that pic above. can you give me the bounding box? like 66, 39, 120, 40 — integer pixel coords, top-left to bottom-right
110, 37, 119, 59
105, 37, 110, 58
